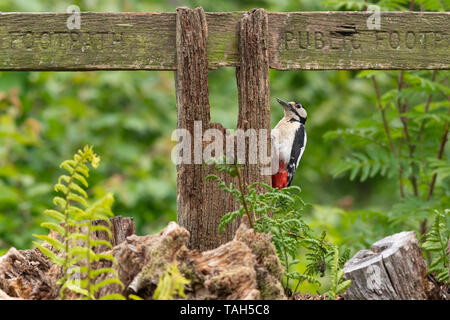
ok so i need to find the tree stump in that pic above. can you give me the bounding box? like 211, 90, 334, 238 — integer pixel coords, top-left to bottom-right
343, 231, 437, 300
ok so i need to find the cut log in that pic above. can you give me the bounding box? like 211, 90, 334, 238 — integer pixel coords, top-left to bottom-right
343, 231, 438, 300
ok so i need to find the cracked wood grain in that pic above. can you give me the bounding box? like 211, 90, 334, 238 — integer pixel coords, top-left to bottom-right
174, 7, 240, 251
236, 8, 272, 197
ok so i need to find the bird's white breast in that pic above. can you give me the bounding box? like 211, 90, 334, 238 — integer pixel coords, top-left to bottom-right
271, 117, 301, 163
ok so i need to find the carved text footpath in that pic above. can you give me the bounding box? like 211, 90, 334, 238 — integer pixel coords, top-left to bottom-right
0, 31, 130, 51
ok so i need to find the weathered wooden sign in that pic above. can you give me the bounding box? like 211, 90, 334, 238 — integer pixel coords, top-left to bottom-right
0, 11, 448, 71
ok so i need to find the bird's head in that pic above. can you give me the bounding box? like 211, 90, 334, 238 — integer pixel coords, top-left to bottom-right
276, 98, 307, 124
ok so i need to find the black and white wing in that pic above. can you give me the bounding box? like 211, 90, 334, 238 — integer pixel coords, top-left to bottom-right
286, 125, 307, 187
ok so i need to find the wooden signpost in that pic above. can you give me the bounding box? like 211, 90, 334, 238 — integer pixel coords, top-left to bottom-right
0, 8, 449, 250
0, 11, 448, 71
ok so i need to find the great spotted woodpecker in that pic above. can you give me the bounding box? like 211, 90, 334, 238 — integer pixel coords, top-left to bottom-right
271, 98, 307, 189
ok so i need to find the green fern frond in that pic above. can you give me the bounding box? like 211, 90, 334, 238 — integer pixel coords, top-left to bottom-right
153, 263, 190, 300
324, 247, 352, 300
333, 148, 400, 182
33, 146, 125, 300
422, 209, 450, 282
208, 157, 348, 295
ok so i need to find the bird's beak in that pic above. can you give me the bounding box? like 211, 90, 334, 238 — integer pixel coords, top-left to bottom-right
276, 98, 294, 112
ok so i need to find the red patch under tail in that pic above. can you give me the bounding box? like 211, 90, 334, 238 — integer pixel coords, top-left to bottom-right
272, 161, 288, 190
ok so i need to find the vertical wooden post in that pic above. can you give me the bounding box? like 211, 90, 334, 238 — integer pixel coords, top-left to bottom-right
175, 7, 237, 250
236, 8, 272, 193
175, 7, 271, 250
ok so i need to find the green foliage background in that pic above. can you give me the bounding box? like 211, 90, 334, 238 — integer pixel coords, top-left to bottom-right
0, 0, 449, 294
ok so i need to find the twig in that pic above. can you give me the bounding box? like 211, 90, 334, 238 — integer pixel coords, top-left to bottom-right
414, 71, 438, 152
415, 70, 437, 237
372, 75, 405, 198
427, 115, 449, 201
283, 238, 290, 292
234, 163, 254, 229
287, 231, 305, 239
427, 77, 449, 201
396, 72, 419, 196
372, 76, 397, 154
343, 131, 388, 150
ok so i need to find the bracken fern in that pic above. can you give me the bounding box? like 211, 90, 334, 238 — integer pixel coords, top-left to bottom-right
422, 209, 450, 282
33, 145, 125, 300
206, 158, 349, 296
153, 263, 190, 300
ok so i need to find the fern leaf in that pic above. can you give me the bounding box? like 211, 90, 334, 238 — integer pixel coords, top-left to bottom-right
67, 193, 88, 207
33, 234, 65, 252
54, 183, 69, 194
73, 173, 89, 188
65, 280, 90, 298
43, 209, 65, 222
40, 222, 65, 237
99, 294, 126, 300
33, 242, 64, 265
69, 182, 88, 198
53, 196, 67, 209
87, 225, 113, 238
88, 239, 114, 250
89, 268, 119, 279
75, 163, 90, 178
92, 278, 124, 293
422, 210, 449, 282
95, 253, 117, 263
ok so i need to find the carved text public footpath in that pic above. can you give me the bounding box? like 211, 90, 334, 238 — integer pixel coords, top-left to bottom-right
5, 30, 449, 53
284, 30, 449, 51
1, 31, 128, 51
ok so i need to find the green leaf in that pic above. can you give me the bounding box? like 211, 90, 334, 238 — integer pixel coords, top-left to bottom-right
60, 161, 74, 174
54, 183, 68, 194
40, 222, 65, 236
53, 197, 67, 209
66, 280, 90, 298
92, 278, 125, 293
33, 242, 64, 265
73, 173, 89, 188
99, 293, 126, 300
33, 234, 65, 252
69, 182, 88, 198
67, 193, 88, 207
44, 209, 65, 222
